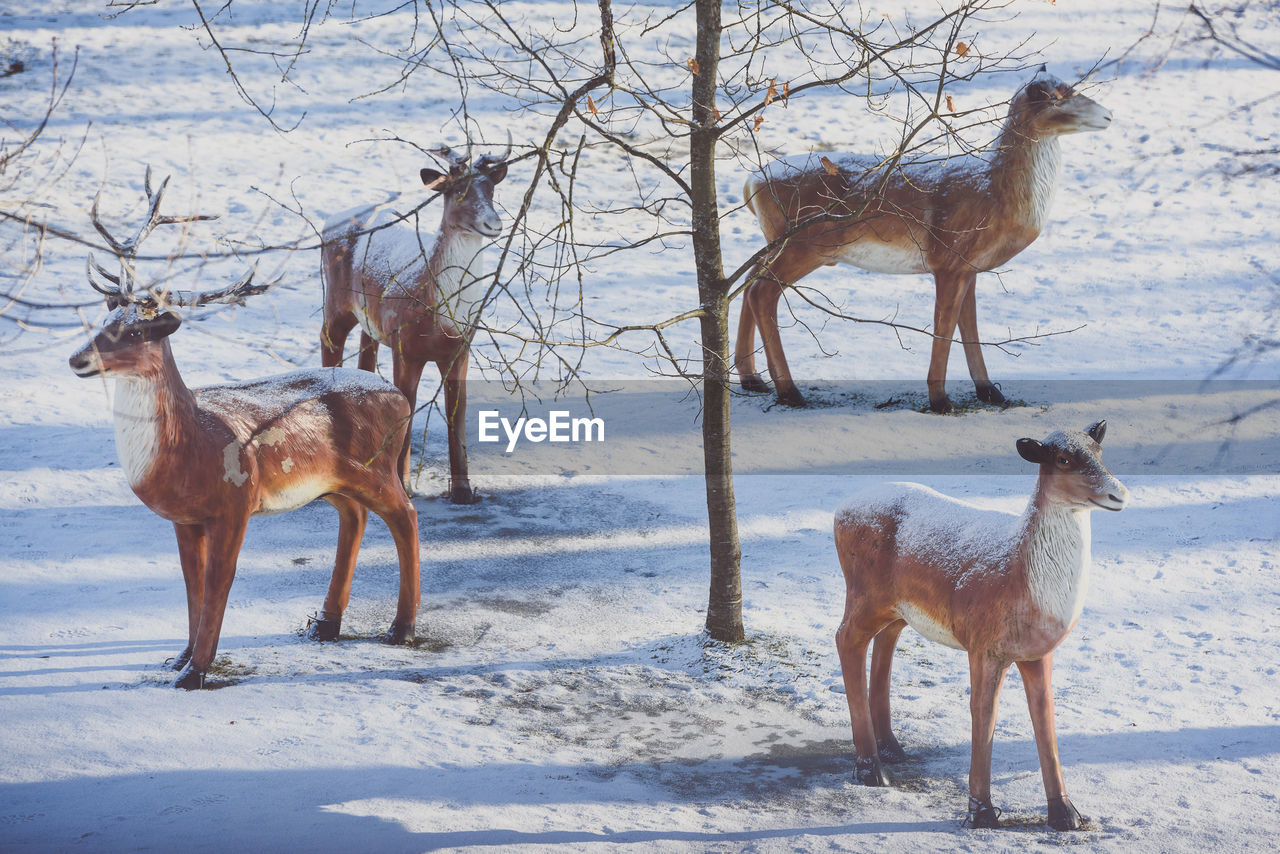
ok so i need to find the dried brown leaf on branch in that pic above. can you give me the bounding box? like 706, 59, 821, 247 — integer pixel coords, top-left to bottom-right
956, 41, 969, 57
764, 79, 777, 106
753, 115, 764, 131
686, 57, 699, 74
945, 94, 956, 112
820, 155, 839, 176
587, 94, 598, 115
782, 81, 790, 101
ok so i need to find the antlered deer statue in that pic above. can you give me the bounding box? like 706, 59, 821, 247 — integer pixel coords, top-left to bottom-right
737, 68, 1112, 412
833, 421, 1128, 829
320, 136, 511, 504
68, 170, 421, 689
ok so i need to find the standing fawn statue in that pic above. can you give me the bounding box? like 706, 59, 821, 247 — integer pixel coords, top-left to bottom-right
320, 136, 511, 503
832, 421, 1128, 829
738, 68, 1111, 412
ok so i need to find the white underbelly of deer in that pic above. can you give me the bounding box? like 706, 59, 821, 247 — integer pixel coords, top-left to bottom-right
351, 295, 378, 342
835, 238, 929, 275
258, 477, 334, 515
254, 412, 338, 514
896, 601, 963, 649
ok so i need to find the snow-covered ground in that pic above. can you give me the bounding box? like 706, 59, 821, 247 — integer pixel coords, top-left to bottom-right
2, 1, 1278, 851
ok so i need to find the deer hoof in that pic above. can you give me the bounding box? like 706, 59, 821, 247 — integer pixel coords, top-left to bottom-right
740, 373, 771, 394
385, 622, 416, 645
306, 614, 341, 642
977, 384, 1008, 407
929, 395, 955, 415
449, 484, 481, 505
855, 757, 890, 787
173, 666, 206, 690
170, 645, 193, 671
963, 797, 1002, 829
776, 387, 808, 408
1047, 795, 1085, 831
876, 735, 907, 763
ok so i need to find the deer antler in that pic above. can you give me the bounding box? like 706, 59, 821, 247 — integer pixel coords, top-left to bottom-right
85, 255, 130, 309
88, 167, 217, 302
429, 143, 470, 176
86, 167, 268, 310
475, 129, 513, 170
161, 267, 269, 308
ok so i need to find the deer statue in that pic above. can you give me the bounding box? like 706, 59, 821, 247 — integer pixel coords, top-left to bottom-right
737, 67, 1112, 413
832, 421, 1129, 830
68, 169, 421, 690
320, 135, 511, 504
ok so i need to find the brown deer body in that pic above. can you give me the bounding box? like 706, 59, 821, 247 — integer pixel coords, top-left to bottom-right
69, 172, 420, 689
321, 142, 509, 504
737, 69, 1112, 412
832, 421, 1128, 829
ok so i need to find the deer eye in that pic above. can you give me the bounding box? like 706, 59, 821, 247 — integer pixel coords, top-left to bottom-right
1056, 456, 1072, 467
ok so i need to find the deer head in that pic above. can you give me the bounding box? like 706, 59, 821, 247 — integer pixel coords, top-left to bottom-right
419, 131, 512, 239
1017, 420, 1129, 511
1012, 67, 1112, 137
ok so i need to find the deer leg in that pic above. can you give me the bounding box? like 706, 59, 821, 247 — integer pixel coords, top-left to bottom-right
391, 353, 426, 496
357, 331, 379, 373
305, 494, 369, 642
837, 600, 891, 786
320, 312, 356, 369
175, 515, 249, 690
745, 276, 808, 407
746, 246, 826, 408
1018, 656, 1085, 831
439, 345, 478, 505
957, 274, 1006, 407
734, 273, 769, 393
927, 272, 969, 414
365, 488, 421, 645
965, 652, 1011, 827
171, 522, 207, 671
870, 619, 908, 762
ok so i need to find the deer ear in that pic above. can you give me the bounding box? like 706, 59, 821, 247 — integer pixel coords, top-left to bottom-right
1086, 420, 1107, 444
485, 161, 508, 184
1017, 438, 1048, 465
140, 310, 182, 342
420, 168, 447, 189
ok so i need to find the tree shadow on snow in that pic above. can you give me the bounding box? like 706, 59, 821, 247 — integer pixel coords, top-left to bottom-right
3, 718, 1276, 851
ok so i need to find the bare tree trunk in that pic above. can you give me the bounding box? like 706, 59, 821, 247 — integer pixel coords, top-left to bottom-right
690, 0, 744, 643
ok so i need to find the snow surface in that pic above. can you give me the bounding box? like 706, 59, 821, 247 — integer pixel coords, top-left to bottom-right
2, 1, 1279, 852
